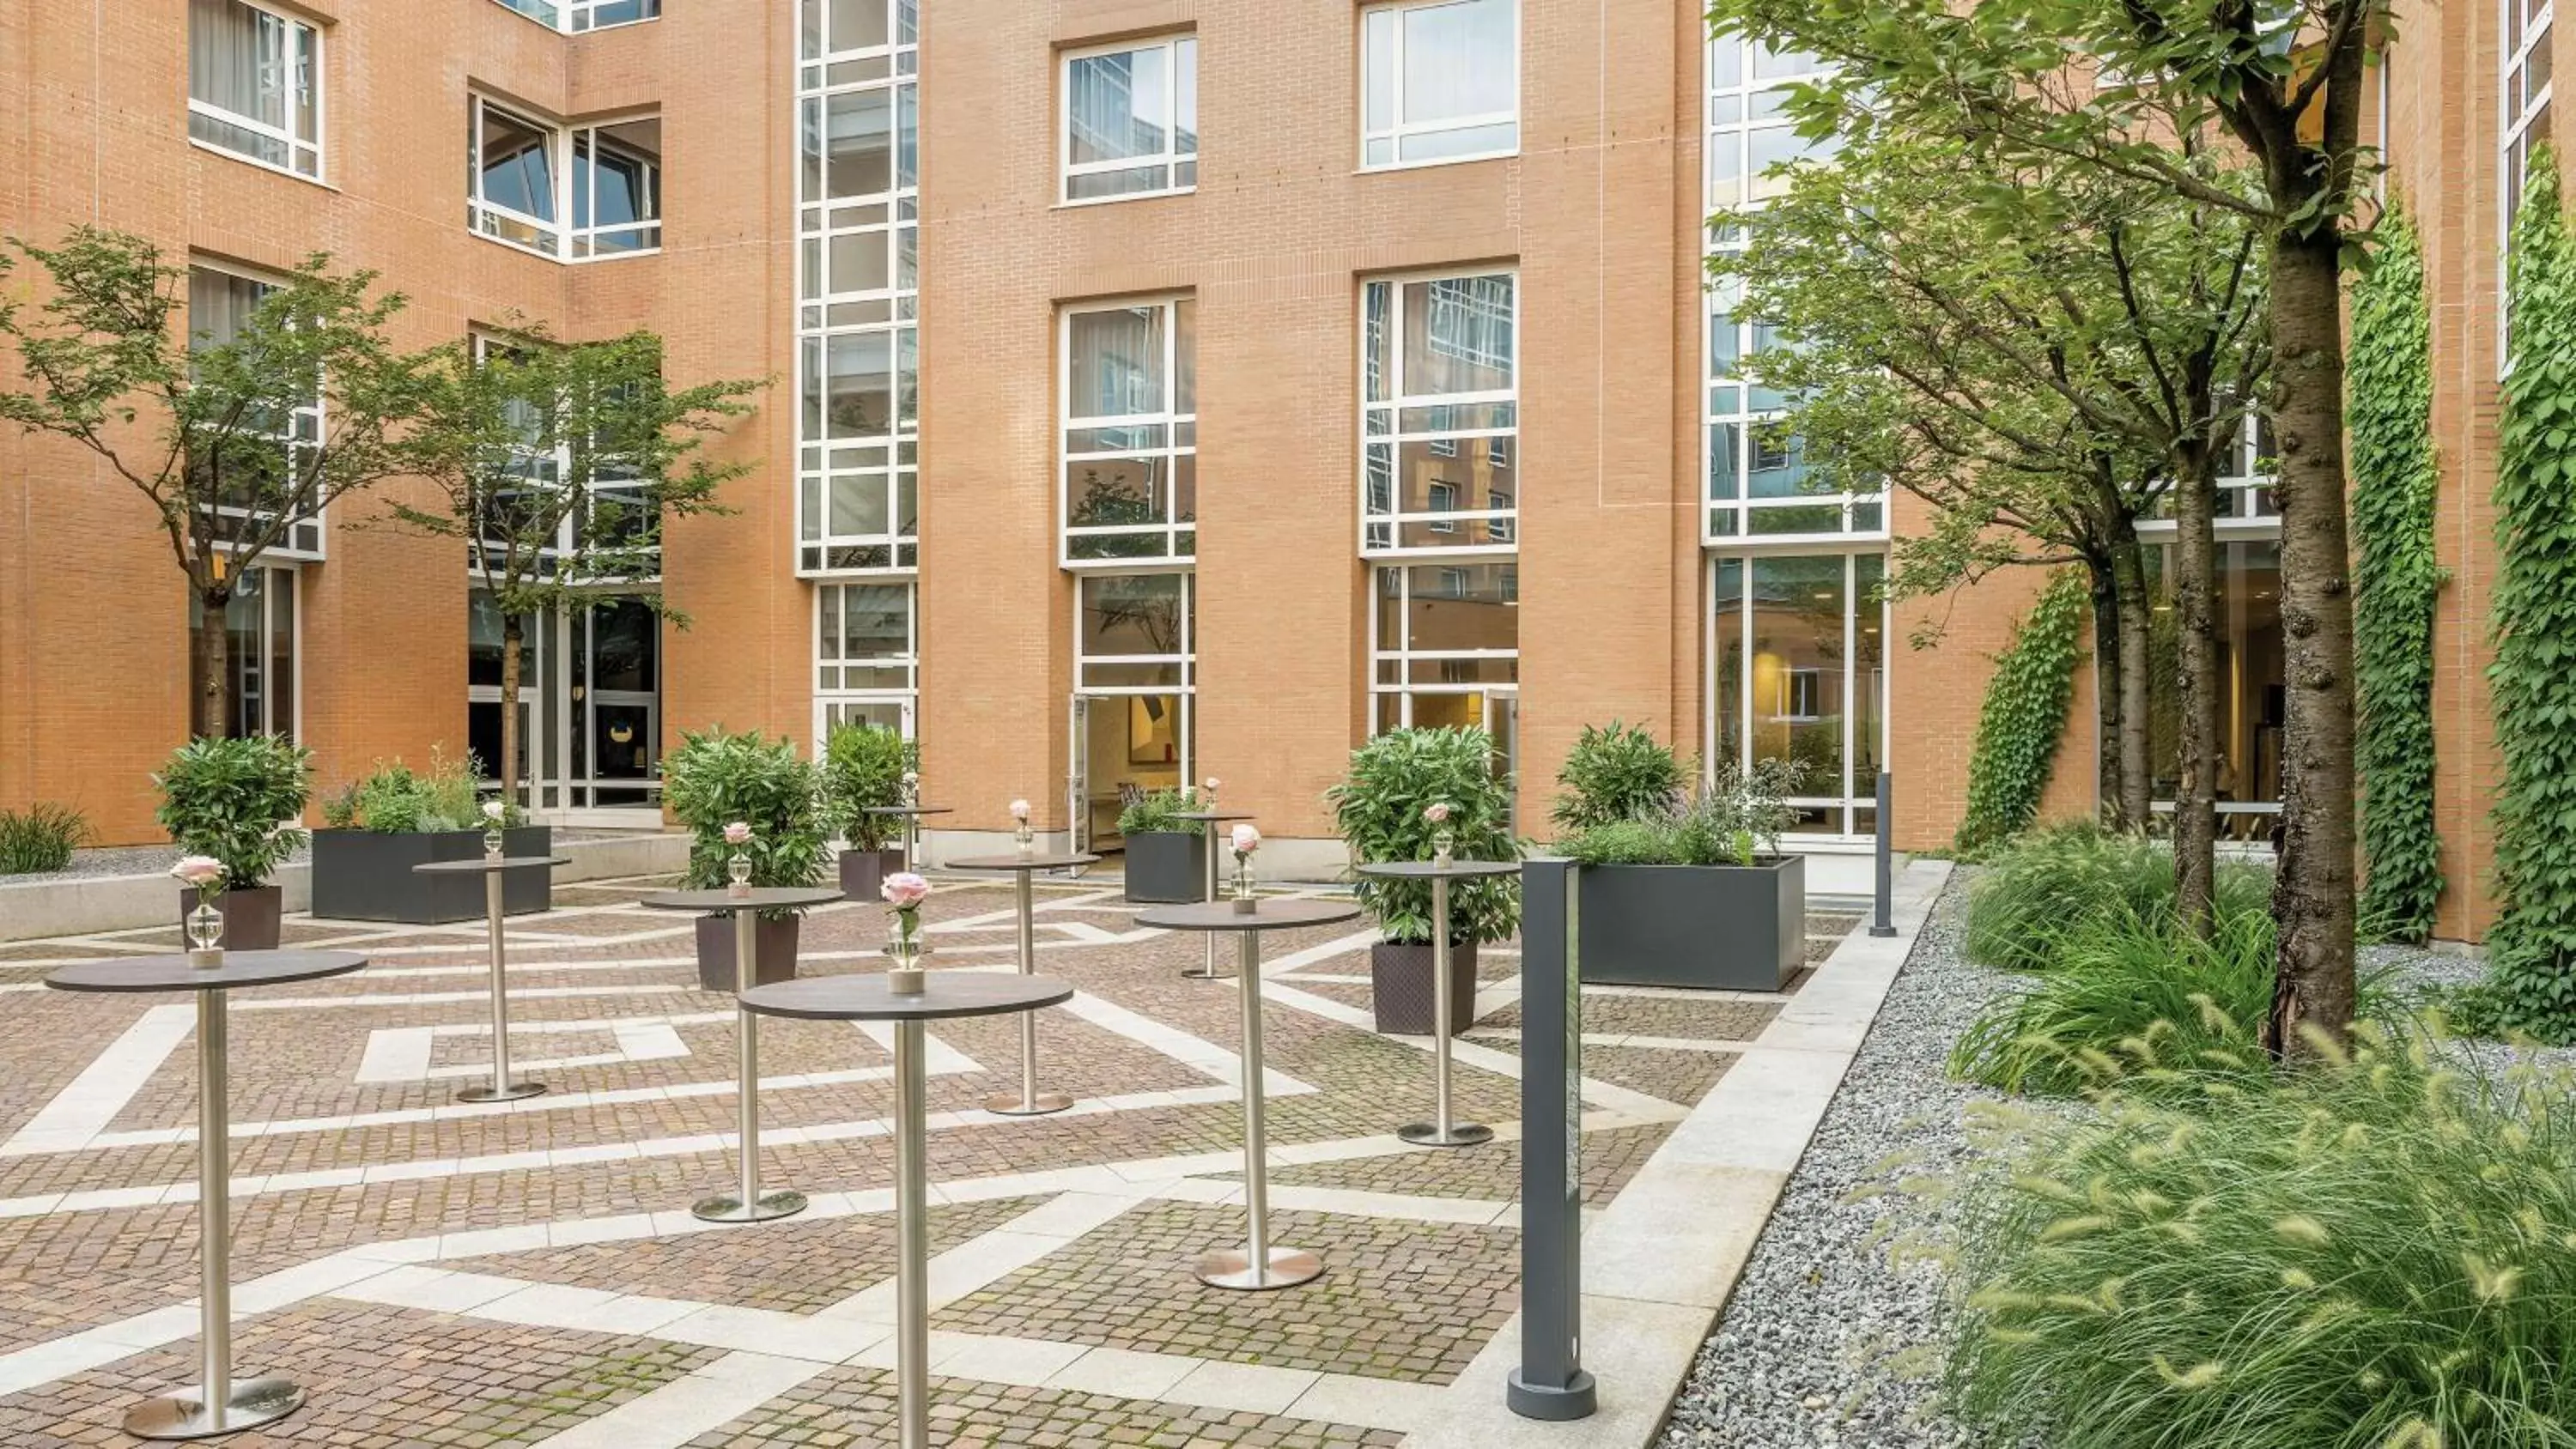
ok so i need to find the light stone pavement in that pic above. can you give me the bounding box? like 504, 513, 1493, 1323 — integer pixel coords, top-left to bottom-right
0, 869, 1867, 1446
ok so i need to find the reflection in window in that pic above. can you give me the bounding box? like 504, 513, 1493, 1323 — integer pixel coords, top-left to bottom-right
189, 0, 321, 179
1370, 562, 1518, 731
1710, 553, 1884, 835
189, 564, 297, 740
816, 581, 915, 692
1064, 300, 1196, 562
1363, 274, 1517, 554
189, 265, 326, 560
1360, 0, 1518, 167
2146, 541, 2287, 844
1066, 37, 1199, 201
1078, 573, 1194, 690
470, 99, 661, 261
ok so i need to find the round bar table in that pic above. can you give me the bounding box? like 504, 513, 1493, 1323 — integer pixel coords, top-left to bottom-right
413, 855, 568, 1103
1352, 859, 1520, 1147
638, 887, 845, 1222
1134, 897, 1361, 1289
945, 849, 1099, 1115
739, 972, 1072, 1449
1166, 811, 1250, 980
862, 804, 951, 874
47, 949, 369, 1440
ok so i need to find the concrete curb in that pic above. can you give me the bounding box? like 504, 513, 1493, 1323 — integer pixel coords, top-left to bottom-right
0, 832, 690, 943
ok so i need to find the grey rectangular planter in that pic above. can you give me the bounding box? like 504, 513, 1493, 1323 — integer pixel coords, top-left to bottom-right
694, 912, 805, 991
179, 884, 283, 951
838, 846, 903, 902
1576, 855, 1805, 991
309, 826, 554, 925
1123, 831, 1207, 904
1368, 938, 1480, 1035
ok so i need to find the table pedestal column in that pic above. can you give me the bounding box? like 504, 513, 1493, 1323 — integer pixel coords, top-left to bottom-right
1182, 844, 1228, 980
696, 908, 807, 1223
1196, 931, 1321, 1290
458, 871, 543, 1105
1400, 876, 1491, 1148
125, 990, 303, 1440
985, 870, 1072, 1116
894, 1018, 930, 1449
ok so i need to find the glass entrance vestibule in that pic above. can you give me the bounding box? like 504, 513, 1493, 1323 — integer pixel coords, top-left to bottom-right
1066, 572, 1194, 856
471, 593, 662, 816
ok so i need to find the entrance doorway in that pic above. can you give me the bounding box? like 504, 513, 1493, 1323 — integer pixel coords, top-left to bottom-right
1067, 692, 1192, 856
471, 594, 664, 819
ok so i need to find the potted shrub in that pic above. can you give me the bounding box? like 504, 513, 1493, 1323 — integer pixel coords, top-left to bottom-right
1117, 786, 1208, 904
1328, 726, 1520, 1034
309, 751, 552, 923
1560, 755, 1808, 991
819, 721, 914, 900
663, 726, 827, 991
155, 735, 312, 949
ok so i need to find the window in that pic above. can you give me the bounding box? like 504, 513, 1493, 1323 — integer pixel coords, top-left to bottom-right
2145, 542, 2286, 845
798, 0, 920, 575
1362, 273, 1517, 555
470, 595, 662, 809
1062, 300, 1197, 563
1708, 553, 1886, 837
490, 0, 662, 32
188, 0, 322, 179
2506, 0, 2554, 351
1064, 37, 1198, 202
1360, 0, 1517, 167
468, 98, 661, 260
465, 333, 658, 577
189, 264, 325, 560
1371, 561, 1517, 732
190, 565, 298, 740
817, 581, 917, 694
1078, 573, 1194, 692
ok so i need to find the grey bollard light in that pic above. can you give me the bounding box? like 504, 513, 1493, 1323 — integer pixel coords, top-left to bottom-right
1509, 856, 1597, 1420
1869, 769, 1898, 938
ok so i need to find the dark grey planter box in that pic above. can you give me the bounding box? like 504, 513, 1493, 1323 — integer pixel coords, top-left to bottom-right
1369, 938, 1480, 1035
1123, 831, 1207, 904
179, 884, 283, 951
694, 912, 805, 991
838, 846, 903, 902
1576, 856, 1805, 991
309, 826, 554, 925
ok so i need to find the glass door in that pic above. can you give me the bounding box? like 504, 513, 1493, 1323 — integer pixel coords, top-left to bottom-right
1071, 691, 1191, 855
1066, 694, 1092, 856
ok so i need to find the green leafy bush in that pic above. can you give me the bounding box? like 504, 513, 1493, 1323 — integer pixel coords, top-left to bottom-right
154, 736, 311, 891
1117, 786, 1206, 837
324, 749, 487, 834
1559, 757, 1804, 867
1946, 1025, 2576, 1449
817, 722, 915, 850
1962, 823, 2270, 973
661, 727, 824, 892
1327, 726, 1518, 945
0, 802, 90, 874
1954, 570, 2085, 857
1551, 721, 1686, 833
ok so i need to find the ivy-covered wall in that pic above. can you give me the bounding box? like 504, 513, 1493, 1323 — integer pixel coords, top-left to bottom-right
1953, 569, 2085, 855
2348, 205, 2445, 943
2488, 154, 2576, 1035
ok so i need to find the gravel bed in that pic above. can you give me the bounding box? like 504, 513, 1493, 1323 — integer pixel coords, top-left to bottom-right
0, 827, 672, 888
1658, 871, 2005, 1449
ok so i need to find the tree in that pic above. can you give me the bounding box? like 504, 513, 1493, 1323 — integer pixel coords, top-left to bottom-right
385, 327, 762, 807
0, 227, 426, 737
1718, 103, 2268, 888
1710, 0, 2378, 1054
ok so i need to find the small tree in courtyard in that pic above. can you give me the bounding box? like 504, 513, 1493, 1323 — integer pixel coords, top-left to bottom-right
0, 227, 427, 737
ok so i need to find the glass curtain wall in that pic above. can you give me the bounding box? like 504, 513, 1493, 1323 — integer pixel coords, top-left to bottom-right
815, 581, 917, 743
187, 565, 297, 740
1710, 554, 1886, 835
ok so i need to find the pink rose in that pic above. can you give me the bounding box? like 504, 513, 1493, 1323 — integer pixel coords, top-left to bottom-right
1204, 777, 1221, 792
1422, 802, 1452, 824
882, 871, 931, 909
1009, 798, 1030, 822
1230, 822, 1261, 856
171, 855, 226, 888
723, 822, 752, 846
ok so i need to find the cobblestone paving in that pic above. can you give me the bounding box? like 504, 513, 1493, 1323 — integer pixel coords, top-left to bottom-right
0, 874, 1857, 1445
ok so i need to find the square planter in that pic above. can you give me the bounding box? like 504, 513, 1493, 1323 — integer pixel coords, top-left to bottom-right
1123, 831, 1208, 904
1368, 938, 1480, 1036
694, 912, 805, 991
838, 846, 904, 902
179, 884, 283, 951
309, 826, 554, 925
1575, 856, 1805, 991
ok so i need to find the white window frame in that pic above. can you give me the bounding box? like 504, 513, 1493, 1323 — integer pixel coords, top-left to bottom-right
488, 0, 662, 33
191, 260, 328, 561
187, 0, 325, 183
2504, 0, 2555, 363
1060, 295, 1196, 567
1358, 0, 1522, 171
1073, 571, 1197, 694
1359, 270, 1519, 558
814, 580, 920, 749
1703, 548, 1887, 842
1060, 35, 1199, 205
468, 97, 662, 264
1369, 561, 1519, 730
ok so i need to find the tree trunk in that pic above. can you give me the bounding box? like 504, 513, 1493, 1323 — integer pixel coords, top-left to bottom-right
2107, 526, 2154, 833
2262, 230, 2361, 1059
192, 586, 234, 739
2172, 447, 2221, 937
500, 613, 526, 809
2085, 555, 2129, 830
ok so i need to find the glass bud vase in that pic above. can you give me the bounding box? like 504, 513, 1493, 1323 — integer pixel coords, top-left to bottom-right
483, 825, 505, 859
727, 852, 753, 900
1231, 858, 1258, 914
1015, 822, 1034, 855
185, 898, 226, 969
1431, 828, 1455, 868
884, 929, 927, 995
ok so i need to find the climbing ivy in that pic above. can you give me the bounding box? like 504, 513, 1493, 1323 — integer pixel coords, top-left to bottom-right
2348, 204, 2446, 943
1954, 569, 2086, 857
2488, 151, 2576, 1037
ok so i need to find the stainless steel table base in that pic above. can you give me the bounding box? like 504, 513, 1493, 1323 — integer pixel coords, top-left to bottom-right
690, 1188, 810, 1223
462, 871, 544, 1105
456, 1080, 546, 1105
1374, 870, 1490, 1149
894, 1018, 930, 1448
1202, 929, 1320, 1291
1182, 834, 1230, 981
124, 1376, 305, 1441
1196, 1246, 1324, 1291
698, 906, 805, 1226
1398, 1120, 1495, 1148
986, 868, 1075, 1117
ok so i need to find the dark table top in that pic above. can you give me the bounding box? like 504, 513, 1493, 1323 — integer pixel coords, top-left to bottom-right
1169, 811, 1253, 824
1352, 858, 1524, 881
47, 949, 369, 995
1136, 898, 1364, 933
861, 805, 952, 816
738, 971, 1072, 1022
412, 855, 571, 875
946, 852, 1101, 872
637, 888, 847, 913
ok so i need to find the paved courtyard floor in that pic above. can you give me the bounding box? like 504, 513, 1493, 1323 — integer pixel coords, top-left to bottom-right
0, 870, 1863, 1446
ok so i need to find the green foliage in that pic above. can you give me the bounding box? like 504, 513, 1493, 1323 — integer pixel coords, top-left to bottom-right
153, 736, 312, 891
2348, 206, 2447, 944
1955, 571, 2087, 856
817, 723, 915, 850
1963, 823, 2271, 974
1551, 721, 1686, 832
1327, 727, 1520, 946
661, 727, 824, 893
0, 802, 90, 875
2488, 152, 2576, 1040
1117, 787, 1206, 838
1560, 759, 1804, 868
326, 751, 486, 834
1945, 1027, 2576, 1449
